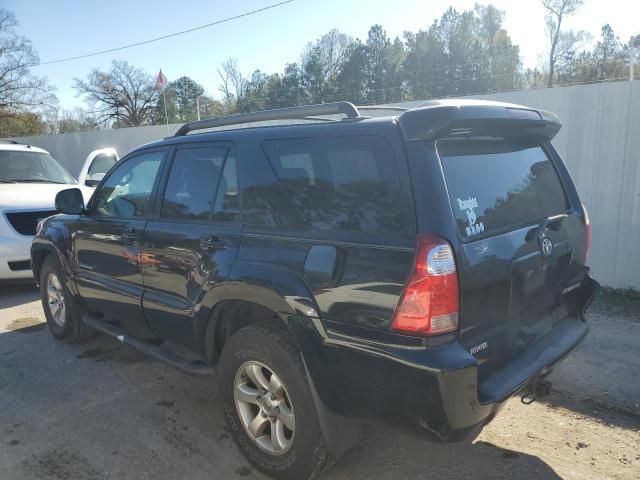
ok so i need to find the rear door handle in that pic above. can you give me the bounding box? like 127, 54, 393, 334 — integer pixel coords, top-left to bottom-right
200, 235, 226, 251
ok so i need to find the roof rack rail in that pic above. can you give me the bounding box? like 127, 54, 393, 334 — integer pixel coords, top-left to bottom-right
0, 139, 19, 144
357, 105, 409, 112
174, 101, 361, 136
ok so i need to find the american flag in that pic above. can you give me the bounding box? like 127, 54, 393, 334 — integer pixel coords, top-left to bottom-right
156, 69, 168, 92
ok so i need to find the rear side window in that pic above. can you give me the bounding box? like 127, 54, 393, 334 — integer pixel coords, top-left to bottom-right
438, 139, 569, 239
249, 136, 405, 234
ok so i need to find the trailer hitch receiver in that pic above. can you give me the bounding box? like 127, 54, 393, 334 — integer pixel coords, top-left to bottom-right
520, 375, 552, 405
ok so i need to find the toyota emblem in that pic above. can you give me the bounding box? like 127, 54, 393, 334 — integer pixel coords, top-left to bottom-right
541, 237, 553, 256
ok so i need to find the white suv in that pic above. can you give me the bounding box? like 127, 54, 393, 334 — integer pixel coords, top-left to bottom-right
0, 141, 98, 280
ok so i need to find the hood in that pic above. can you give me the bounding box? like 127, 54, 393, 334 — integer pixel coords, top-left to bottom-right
0, 184, 94, 210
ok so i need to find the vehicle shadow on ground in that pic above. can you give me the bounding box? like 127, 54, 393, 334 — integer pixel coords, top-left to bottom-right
329, 426, 562, 479
542, 391, 640, 432
0, 283, 38, 309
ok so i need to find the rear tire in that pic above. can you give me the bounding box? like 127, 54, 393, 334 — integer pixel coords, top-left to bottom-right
218, 323, 336, 480
39, 255, 94, 342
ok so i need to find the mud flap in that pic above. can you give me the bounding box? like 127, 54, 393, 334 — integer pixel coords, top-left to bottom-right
301, 357, 363, 457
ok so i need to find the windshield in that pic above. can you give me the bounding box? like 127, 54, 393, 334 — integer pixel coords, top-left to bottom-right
0, 150, 76, 184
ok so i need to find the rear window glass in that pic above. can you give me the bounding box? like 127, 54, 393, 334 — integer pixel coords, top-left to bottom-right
438, 139, 569, 239
253, 136, 406, 234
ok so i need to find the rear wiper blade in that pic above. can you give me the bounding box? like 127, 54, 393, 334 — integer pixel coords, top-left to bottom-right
526, 214, 568, 241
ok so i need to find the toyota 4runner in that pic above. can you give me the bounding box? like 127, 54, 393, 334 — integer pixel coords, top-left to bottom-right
32, 100, 599, 480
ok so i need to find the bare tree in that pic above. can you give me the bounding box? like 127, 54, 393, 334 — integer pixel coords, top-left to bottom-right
74, 60, 159, 127
57, 107, 97, 134
217, 58, 246, 111
541, 0, 588, 87
0, 8, 57, 129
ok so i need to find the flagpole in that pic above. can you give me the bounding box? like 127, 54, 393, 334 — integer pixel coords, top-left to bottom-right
163, 90, 169, 135
157, 69, 170, 135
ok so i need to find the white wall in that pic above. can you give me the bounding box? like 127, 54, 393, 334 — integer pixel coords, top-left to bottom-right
474, 82, 640, 291
12, 123, 183, 177
9, 81, 640, 289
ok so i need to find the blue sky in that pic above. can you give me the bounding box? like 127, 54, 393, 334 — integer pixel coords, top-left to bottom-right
5, 0, 639, 110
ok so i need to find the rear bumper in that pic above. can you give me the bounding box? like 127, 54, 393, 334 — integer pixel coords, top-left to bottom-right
478, 317, 588, 403
305, 276, 598, 442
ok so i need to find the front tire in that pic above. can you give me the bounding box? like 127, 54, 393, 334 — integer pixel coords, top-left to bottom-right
40, 255, 94, 342
218, 323, 336, 480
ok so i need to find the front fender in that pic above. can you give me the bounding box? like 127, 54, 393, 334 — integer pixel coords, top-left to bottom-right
31, 215, 77, 295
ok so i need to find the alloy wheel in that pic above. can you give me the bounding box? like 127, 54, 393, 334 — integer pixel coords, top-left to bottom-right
233, 361, 296, 455
46, 272, 66, 327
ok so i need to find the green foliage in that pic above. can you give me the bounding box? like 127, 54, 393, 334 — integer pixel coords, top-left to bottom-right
222, 3, 632, 112
232, 4, 524, 110
0, 111, 45, 137
156, 76, 206, 123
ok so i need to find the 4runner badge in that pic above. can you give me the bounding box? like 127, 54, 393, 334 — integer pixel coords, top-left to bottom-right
457, 197, 485, 237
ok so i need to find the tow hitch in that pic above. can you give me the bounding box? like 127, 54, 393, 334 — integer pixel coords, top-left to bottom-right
520, 375, 552, 405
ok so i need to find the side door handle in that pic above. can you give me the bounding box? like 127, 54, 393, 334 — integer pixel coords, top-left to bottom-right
200, 235, 226, 251
122, 227, 138, 244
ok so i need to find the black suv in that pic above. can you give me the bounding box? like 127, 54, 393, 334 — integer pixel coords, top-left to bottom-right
32, 100, 598, 480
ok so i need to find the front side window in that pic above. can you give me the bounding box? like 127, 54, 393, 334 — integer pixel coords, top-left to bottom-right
438, 138, 569, 239
245, 136, 405, 234
0, 150, 75, 184
161, 146, 227, 221
92, 151, 163, 218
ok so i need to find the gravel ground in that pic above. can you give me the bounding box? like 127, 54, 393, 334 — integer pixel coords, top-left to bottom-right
1, 284, 638, 480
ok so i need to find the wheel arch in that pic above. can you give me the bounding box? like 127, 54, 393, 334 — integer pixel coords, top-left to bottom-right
196, 260, 321, 366
31, 239, 75, 293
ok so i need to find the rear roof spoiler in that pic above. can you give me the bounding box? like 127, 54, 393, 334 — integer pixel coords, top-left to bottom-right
397, 100, 561, 142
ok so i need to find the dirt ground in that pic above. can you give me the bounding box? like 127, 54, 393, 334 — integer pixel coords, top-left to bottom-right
1, 284, 638, 480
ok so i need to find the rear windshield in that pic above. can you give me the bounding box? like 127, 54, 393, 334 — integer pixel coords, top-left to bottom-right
438, 138, 569, 240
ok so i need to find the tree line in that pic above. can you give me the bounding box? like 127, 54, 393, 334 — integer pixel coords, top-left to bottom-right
1, 1, 638, 137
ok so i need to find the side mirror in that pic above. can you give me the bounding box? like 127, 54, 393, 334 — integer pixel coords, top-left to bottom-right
55, 188, 85, 215
85, 172, 105, 187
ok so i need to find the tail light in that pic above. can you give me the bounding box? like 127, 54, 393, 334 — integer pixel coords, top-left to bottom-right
391, 235, 459, 336
583, 204, 590, 262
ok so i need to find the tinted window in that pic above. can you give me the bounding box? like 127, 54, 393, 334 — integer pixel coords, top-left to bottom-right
88, 153, 118, 176
161, 146, 226, 221
438, 139, 569, 239
92, 151, 163, 218
245, 136, 404, 234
